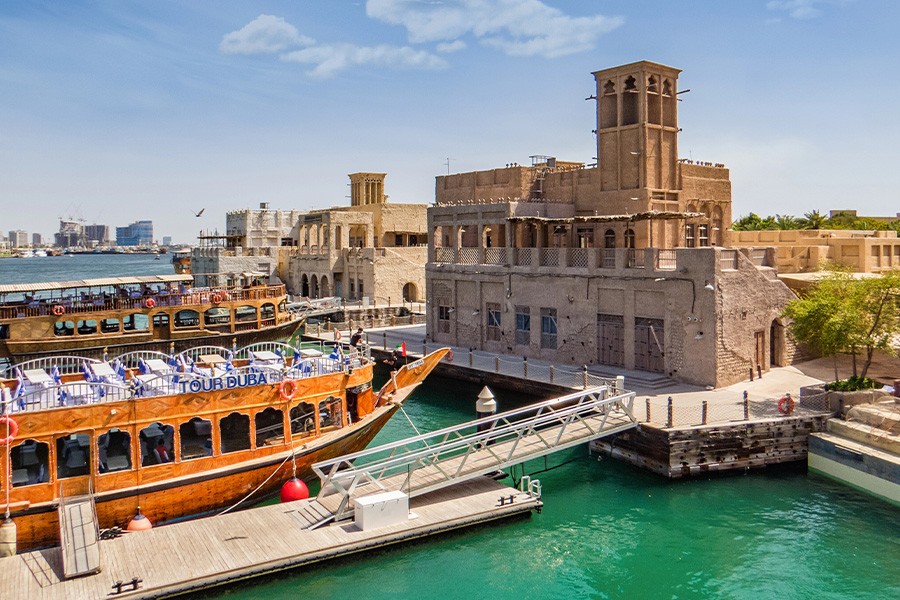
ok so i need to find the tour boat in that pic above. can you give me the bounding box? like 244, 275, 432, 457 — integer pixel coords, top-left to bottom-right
0, 273, 304, 364
0, 343, 449, 551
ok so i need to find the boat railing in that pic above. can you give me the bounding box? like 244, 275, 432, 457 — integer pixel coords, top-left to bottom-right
2, 355, 104, 378
0, 283, 288, 319
116, 350, 175, 368
3, 380, 133, 414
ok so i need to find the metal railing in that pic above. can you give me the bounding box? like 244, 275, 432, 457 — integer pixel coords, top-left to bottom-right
312, 385, 637, 521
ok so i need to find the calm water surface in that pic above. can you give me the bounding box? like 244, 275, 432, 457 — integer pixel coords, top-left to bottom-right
3, 255, 897, 599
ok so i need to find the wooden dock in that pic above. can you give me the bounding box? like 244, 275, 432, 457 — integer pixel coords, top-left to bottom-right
0, 477, 540, 600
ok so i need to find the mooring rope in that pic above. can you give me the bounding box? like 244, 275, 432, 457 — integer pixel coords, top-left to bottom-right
215, 445, 297, 516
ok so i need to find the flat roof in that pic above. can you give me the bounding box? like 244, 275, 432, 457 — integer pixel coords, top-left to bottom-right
0, 274, 193, 295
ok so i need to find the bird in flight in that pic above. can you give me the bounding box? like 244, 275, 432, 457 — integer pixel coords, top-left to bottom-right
194, 208, 205, 217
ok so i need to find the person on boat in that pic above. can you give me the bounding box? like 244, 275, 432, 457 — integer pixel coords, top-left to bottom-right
350, 327, 364, 348
383, 349, 401, 370
155, 440, 171, 463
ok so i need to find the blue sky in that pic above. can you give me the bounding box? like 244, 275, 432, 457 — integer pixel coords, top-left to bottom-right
1, 0, 897, 244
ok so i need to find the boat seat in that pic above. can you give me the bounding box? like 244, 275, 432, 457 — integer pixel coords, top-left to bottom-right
19, 442, 40, 467
11, 469, 28, 486
106, 454, 130, 471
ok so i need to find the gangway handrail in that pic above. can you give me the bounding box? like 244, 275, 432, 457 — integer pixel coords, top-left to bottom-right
312, 386, 638, 519
317, 385, 617, 468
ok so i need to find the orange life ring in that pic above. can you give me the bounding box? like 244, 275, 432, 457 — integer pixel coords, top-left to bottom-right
0, 415, 18, 445
143, 297, 156, 309
52, 304, 65, 317
334, 329, 342, 341
279, 379, 297, 401
778, 395, 794, 415
211, 292, 223, 304
446, 349, 454, 363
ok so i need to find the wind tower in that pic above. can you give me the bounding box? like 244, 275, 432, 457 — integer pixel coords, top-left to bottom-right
592, 61, 683, 246
349, 172, 388, 206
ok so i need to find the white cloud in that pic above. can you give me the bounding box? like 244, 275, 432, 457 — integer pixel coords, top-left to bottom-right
437, 39, 467, 53
766, 0, 849, 20
366, 0, 623, 58
281, 44, 448, 78
219, 14, 314, 55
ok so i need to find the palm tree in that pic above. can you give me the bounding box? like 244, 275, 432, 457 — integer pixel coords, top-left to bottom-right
799, 210, 827, 230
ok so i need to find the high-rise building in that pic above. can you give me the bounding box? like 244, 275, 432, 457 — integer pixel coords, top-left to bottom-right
84, 224, 110, 246
32, 233, 42, 246
8, 230, 28, 248
55, 220, 84, 248
116, 221, 153, 246
162, 236, 172, 246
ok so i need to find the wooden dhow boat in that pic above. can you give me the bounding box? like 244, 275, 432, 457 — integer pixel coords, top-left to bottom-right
0, 273, 304, 364
0, 342, 449, 552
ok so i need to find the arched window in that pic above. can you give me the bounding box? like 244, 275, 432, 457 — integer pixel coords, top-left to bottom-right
140, 422, 175, 466
179, 417, 213, 460
290, 401, 316, 437
235, 305, 257, 322
255, 407, 284, 447
9, 439, 49, 487
174, 310, 200, 328
261, 303, 275, 321
219, 412, 250, 454
98, 428, 131, 473
604, 229, 616, 249
318, 396, 342, 429
56, 433, 91, 479
204, 307, 230, 326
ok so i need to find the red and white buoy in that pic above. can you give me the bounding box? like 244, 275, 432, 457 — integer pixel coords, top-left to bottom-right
126, 507, 153, 532
280, 477, 310, 503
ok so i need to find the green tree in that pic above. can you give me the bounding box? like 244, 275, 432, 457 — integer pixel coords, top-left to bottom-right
774, 214, 801, 230
798, 209, 828, 230
784, 269, 900, 381
732, 213, 777, 231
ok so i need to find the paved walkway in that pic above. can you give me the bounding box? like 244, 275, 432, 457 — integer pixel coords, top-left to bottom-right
306, 323, 845, 427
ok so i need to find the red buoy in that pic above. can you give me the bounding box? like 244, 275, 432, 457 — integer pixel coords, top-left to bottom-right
126, 508, 153, 532
280, 477, 310, 503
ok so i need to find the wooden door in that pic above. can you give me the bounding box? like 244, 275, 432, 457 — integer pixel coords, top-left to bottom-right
597, 314, 624, 366
635, 318, 665, 373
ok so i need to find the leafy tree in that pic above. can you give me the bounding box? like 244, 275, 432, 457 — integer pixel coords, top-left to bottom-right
731, 212, 777, 231
784, 269, 900, 382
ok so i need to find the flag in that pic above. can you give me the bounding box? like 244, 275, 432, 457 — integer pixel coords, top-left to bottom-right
401, 342, 407, 357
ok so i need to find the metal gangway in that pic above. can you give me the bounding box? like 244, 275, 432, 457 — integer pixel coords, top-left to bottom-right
311, 385, 639, 523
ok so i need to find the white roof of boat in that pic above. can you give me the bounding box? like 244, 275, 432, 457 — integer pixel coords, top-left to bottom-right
0, 274, 193, 294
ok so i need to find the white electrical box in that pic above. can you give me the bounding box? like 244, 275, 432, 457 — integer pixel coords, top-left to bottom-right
354, 490, 409, 531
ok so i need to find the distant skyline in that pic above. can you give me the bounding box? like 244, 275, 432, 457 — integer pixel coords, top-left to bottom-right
2, 1, 897, 244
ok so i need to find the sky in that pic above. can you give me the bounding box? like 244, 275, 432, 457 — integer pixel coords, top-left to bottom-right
1, 0, 898, 245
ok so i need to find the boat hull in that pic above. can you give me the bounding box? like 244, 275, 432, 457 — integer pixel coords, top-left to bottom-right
7, 404, 397, 551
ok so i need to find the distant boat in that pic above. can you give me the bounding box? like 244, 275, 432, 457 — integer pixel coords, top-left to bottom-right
33, 250, 47, 258
0, 273, 305, 364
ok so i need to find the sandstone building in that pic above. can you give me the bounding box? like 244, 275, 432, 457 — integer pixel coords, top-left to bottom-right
192, 174, 428, 305
426, 61, 798, 387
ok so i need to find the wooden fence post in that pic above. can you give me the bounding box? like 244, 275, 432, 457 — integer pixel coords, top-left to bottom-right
582, 365, 588, 390
646, 398, 651, 423
701, 400, 708, 425
743, 391, 749, 420
666, 396, 673, 428
523, 356, 528, 378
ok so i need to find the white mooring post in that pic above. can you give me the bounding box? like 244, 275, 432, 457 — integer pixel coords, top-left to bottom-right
475, 386, 497, 434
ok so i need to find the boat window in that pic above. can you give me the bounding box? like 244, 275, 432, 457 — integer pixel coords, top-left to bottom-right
318, 396, 342, 429
9, 439, 49, 487
204, 307, 231, 325
123, 314, 149, 332
279, 299, 287, 313
0, 324, 8, 340
174, 309, 200, 328
180, 417, 213, 460
98, 428, 132, 474
100, 317, 120, 333
289, 401, 316, 437
56, 433, 91, 479
139, 422, 175, 466
54, 321, 75, 337
152, 313, 170, 328
235, 305, 257, 322
77, 319, 98, 335
261, 303, 275, 320
255, 407, 284, 447
219, 412, 251, 454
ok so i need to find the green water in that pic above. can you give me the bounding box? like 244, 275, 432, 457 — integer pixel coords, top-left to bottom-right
207, 374, 898, 600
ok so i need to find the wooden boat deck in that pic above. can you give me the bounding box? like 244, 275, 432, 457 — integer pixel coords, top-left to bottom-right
0, 476, 539, 600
